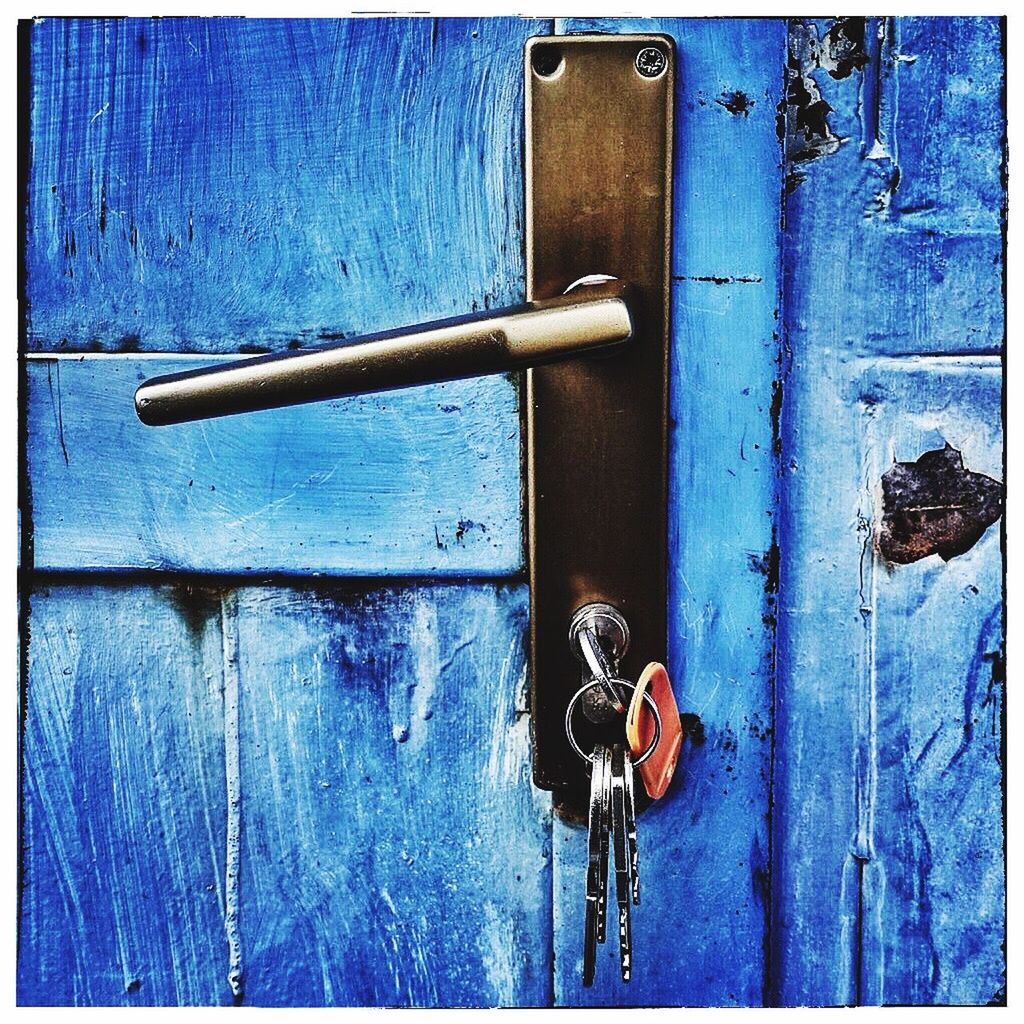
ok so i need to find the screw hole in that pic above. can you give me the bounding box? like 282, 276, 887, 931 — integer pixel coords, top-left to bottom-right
531, 44, 563, 79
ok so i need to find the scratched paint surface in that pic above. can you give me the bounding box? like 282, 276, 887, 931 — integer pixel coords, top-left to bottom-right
26, 18, 532, 352
20, 16, 1005, 1008
20, 585, 231, 1005
19, 583, 549, 1007
857, 362, 1003, 1005
234, 584, 549, 1006
20, 16, 549, 1009
26, 357, 521, 574
776, 17, 1004, 1006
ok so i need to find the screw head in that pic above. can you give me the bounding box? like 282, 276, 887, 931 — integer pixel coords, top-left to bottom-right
636, 46, 667, 78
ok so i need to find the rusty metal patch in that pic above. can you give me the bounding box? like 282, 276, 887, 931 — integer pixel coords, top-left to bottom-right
878, 445, 1003, 564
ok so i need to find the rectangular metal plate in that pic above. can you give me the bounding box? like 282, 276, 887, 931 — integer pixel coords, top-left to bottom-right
525, 35, 673, 810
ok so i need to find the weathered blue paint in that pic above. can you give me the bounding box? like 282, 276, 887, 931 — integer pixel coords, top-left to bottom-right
857, 360, 1003, 1005
776, 16, 1005, 1006
21, 15, 548, 1009
26, 357, 521, 574
553, 16, 785, 1007
19, 582, 548, 1007
20, 15, 1005, 1009
233, 583, 549, 1007
20, 584, 231, 1005
26, 17, 537, 352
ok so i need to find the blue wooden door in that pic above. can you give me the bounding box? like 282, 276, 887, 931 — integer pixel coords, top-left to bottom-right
20, 16, 1004, 1006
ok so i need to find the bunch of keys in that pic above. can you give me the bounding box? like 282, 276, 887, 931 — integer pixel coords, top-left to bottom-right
565, 603, 682, 987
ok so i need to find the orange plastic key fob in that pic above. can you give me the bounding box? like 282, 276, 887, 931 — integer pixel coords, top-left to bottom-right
626, 662, 682, 799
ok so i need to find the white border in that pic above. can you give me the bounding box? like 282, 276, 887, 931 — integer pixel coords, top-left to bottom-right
3, 4, 1014, 1019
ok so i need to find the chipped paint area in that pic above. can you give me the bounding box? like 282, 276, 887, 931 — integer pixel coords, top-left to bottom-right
784, 21, 851, 171
878, 445, 1003, 564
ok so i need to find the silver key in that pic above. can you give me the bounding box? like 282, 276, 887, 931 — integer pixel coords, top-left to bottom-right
624, 747, 640, 905
583, 743, 610, 987
610, 744, 633, 981
597, 745, 611, 943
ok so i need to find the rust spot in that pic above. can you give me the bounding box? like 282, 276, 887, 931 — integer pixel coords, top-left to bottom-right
878, 445, 1003, 564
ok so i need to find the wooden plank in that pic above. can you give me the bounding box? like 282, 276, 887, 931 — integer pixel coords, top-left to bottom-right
25, 15, 533, 575
553, 18, 785, 1006
26, 17, 544, 353
22, 17, 551, 1009
26, 356, 521, 574
777, 17, 1004, 1005
774, 20, 870, 1004
857, 360, 1003, 1005
20, 582, 551, 1007
232, 582, 552, 1007
19, 583, 232, 1005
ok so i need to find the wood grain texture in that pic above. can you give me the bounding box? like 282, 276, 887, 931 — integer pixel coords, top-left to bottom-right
233, 582, 551, 1007
22, 16, 549, 1009
19, 582, 551, 1007
19, 584, 232, 1005
26, 17, 542, 353
26, 356, 521, 574
776, 17, 1004, 1006
553, 17, 785, 1006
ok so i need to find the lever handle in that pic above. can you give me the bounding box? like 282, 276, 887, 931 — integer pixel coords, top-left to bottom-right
135, 280, 633, 426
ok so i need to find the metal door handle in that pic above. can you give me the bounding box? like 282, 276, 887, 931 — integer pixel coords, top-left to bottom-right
133, 32, 673, 816
134, 280, 632, 426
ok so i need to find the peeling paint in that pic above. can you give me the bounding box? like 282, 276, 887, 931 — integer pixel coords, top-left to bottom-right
820, 18, 871, 80
785, 22, 845, 171
878, 445, 1003, 564
674, 274, 763, 285
784, 18, 873, 186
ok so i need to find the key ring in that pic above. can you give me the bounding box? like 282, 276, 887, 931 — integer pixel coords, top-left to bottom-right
564, 679, 663, 766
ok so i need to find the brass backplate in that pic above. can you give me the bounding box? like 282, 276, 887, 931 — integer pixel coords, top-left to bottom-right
525, 35, 673, 812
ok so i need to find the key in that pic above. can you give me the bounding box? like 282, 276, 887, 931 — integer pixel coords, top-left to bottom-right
627, 661, 682, 800
578, 625, 626, 717
583, 743, 610, 987
624, 747, 640, 905
610, 744, 633, 981
597, 745, 611, 943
